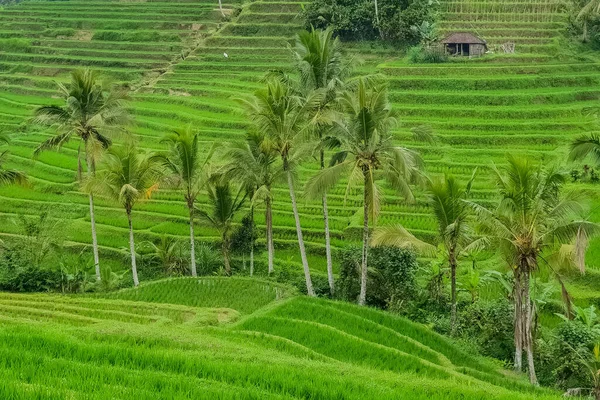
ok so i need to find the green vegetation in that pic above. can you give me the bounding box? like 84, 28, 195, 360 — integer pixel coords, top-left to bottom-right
2, 0, 600, 396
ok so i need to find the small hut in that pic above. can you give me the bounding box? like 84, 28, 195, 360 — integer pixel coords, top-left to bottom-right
441, 32, 487, 57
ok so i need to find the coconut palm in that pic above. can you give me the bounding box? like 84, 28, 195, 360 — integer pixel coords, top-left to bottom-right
196, 181, 246, 275
91, 145, 162, 287
577, 0, 600, 42
291, 27, 347, 295
468, 155, 599, 385
157, 127, 216, 277
305, 77, 422, 305
221, 132, 280, 275
372, 172, 477, 333
33, 68, 129, 282
0, 134, 26, 187
237, 78, 322, 296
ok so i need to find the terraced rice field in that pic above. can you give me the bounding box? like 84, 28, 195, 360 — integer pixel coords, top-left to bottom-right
2, 0, 600, 283
0, 277, 563, 398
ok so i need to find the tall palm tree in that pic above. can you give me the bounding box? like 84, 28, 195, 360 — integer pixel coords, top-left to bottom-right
0, 134, 27, 187
291, 27, 347, 295
372, 172, 477, 334
33, 68, 129, 282
577, 0, 600, 42
196, 181, 246, 275
157, 127, 217, 277
468, 155, 599, 385
91, 145, 162, 287
305, 77, 422, 305
221, 132, 280, 275
237, 78, 321, 296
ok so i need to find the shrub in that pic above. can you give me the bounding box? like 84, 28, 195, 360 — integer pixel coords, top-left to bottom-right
407, 45, 447, 63
336, 245, 419, 308
456, 299, 515, 362
537, 321, 597, 389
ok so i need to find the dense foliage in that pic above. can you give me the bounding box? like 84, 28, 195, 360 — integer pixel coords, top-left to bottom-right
302, 0, 437, 44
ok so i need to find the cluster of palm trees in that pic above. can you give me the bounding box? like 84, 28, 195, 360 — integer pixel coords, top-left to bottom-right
2, 25, 600, 386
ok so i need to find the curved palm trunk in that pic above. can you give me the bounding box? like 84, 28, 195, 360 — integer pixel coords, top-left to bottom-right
188, 205, 197, 277
523, 270, 538, 385
127, 210, 140, 287
321, 150, 334, 296
449, 249, 457, 335
218, 0, 225, 17
266, 194, 274, 274
250, 205, 255, 276
286, 167, 315, 296
359, 185, 369, 306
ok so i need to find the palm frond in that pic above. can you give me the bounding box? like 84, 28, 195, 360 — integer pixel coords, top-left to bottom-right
371, 225, 437, 256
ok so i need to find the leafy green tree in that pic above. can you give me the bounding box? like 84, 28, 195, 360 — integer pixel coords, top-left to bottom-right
238, 78, 322, 296
221, 132, 280, 274
0, 134, 26, 187
91, 145, 162, 287
291, 27, 347, 295
157, 127, 216, 277
468, 155, 599, 385
305, 77, 422, 305
577, 0, 600, 42
372, 172, 477, 333
33, 69, 129, 282
144, 235, 187, 276
196, 181, 246, 275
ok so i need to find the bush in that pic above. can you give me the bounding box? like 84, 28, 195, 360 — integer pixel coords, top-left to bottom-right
407, 45, 447, 63
302, 0, 437, 45
336, 245, 419, 308
537, 321, 597, 389
456, 299, 514, 362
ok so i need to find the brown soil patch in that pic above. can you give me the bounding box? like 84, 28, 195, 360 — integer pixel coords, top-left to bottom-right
169, 89, 191, 97
73, 30, 93, 42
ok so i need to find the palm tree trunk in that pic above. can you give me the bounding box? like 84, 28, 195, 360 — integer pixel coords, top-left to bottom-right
359, 185, 369, 306
188, 206, 197, 277
218, 0, 225, 17
127, 210, 140, 287
374, 0, 384, 40
523, 270, 538, 385
266, 193, 274, 274
321, 150, 334, 296
250, 205, 254, 277
89, 193, 101, 281
514, 266, 523, 372
449, 249, 457, 335
286, 167, 315, 296
584, 19, 589, 42
222, 235, 231, 275
86, 154, 101, 282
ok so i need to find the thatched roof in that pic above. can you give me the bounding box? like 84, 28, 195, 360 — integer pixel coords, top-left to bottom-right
441, 32, 486, 45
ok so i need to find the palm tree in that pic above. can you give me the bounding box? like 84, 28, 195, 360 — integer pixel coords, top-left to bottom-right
468, 155, 599, 385
0, 134, 27, 187
237, 78, 321, 296
221, 132, 280, 275
570, 133, 600, 169
577, 0, 600, 42
305, 77, 422, 305
33, 68, 129, 282
91, 145, 162, 287
157, 127, 216, 277
291, 27, 347, 295
196, 181, 246, 275
372, 172, 477, 333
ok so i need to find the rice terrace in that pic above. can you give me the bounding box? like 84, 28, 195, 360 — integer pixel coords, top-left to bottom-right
3, 0, 600, 397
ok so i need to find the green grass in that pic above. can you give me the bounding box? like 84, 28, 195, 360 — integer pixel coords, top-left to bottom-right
0, 278, 563, 399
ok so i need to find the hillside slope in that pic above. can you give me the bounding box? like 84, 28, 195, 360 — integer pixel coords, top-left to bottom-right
0, 277, 561, 399
1, 0, 600, 282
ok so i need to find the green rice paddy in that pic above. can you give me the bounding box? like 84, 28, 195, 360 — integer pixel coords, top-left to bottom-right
0, 277, 563, 398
